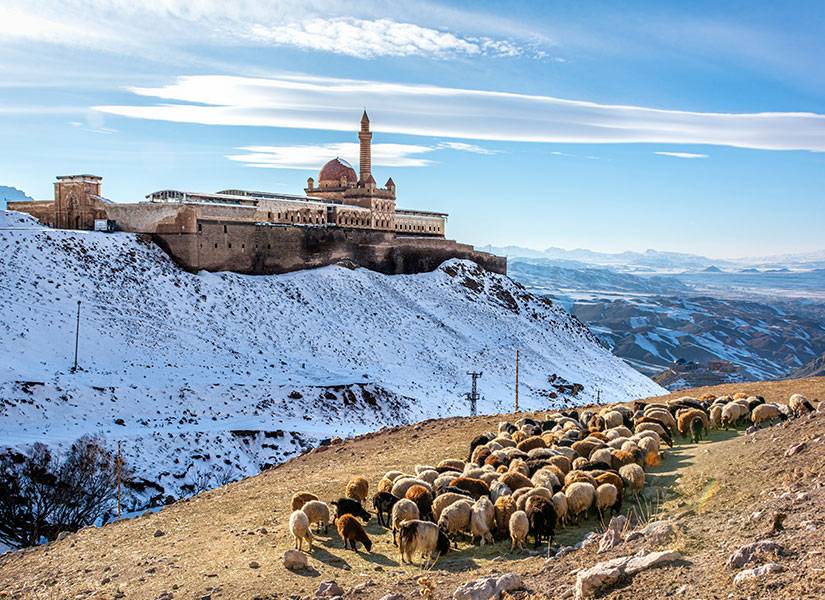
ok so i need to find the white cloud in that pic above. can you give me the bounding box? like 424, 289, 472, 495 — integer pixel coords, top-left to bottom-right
95, 73, 825, 152
228, 139, 500, 170
654, 151, 708, 159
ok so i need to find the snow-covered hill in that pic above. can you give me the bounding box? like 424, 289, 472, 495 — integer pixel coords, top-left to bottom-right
0, 210, 663, 510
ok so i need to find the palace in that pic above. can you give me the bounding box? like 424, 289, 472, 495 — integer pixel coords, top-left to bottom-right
9, 113, 505, 275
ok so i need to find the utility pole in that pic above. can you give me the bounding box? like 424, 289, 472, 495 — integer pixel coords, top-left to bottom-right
514, 350, 519, 414
116, 441, 123, 519
71, 300, 81, 373
466, 371, 482, 416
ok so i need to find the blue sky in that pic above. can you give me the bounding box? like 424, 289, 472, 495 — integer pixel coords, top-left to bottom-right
1, 0, 823, 258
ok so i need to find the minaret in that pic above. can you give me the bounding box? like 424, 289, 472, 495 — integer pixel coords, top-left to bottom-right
359, 110, 372, 184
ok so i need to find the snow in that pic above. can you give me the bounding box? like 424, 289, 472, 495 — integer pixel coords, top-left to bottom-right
0, 209, 663, 510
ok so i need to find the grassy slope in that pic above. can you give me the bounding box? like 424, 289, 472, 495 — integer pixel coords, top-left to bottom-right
1, 377, 823, 599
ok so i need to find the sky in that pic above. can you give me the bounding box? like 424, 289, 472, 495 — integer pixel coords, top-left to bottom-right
1, 0, 824, 258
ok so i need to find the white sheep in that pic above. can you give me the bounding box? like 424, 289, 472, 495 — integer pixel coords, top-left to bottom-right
490, 480, 512, 502
398, 519, 448, 568
509, 510, 529, 551
384, 470, 406, 482
751, 403, 784, 427
590, 448, 613, 466
564, 481, 595, 524
470, 496, 495, 545
709, 404, 723, 429
601, 410, 625, 429
391, 477, 433, 498
301, 500, 331, 534
619, 463, 645, 496
437, 499, 473, 545
391, 498, 420, 546
551, 491, 568, 527
531, 468, 560, 491
289, 509, 313, 552
417, 469, 439, 485
595, 483, 619, 522
415, 464, 436, 475
432, 492, 470, 521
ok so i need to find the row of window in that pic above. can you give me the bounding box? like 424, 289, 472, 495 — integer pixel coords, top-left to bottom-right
397, 222, 441, 233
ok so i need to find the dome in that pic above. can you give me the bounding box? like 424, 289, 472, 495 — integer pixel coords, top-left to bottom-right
319, 157, 357, 184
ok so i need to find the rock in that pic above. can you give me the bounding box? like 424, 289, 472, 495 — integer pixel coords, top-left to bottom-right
746, 426, 757, 435
153, 529, 165, 538
494, 573, 523, 595
597, 516, 626, 554
785, 442, 806, 457
624, 531, 644, 543
575, 557, 628, 600
641, 521, 678, 545
726, 540, 784, 569
452, 576, 496, 600
56, 531, 70, 542
248, 561, 260, 569
733, 562, 784, 586
624, 550, 683, 575
378, 595, 405, 600
316, 581, 345, 598
579, 532, 600, 549
283, 549, 308, 571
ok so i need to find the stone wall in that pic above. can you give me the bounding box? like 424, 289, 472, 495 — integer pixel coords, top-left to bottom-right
154, 220, 506, 276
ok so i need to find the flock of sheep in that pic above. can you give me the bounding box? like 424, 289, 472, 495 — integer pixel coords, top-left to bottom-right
287, 391, 817, 568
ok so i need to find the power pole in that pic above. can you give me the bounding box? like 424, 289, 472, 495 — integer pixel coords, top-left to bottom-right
71, 300, 81, 373
514, 350, 519, 414
466, 371, 482, 416
116, 441, 123, 519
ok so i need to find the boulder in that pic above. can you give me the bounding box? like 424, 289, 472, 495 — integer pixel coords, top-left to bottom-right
726, 540, 784, 569
597, 516, 627, 554
575, 557, 627, 600
315, 581, 345, 598
452, 573, 523, 600
494, 573, 523, 596
733, 562, 784, 586
624, 550, 683, 575
283, 549, 308, 571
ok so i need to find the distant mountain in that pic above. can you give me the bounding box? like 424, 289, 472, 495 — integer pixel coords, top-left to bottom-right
789, 353, 825, 379
703, 265, 722, 273
0, 186, 32, 210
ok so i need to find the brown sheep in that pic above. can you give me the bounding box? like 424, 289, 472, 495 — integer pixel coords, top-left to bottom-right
345, 476, 369, 504
449, 476, 490, 500
484, 454, 506, 470
572, 439, 604, 460
291, 491, 319, 511
337, 514, 373, 552
499, 471, 533, 492
512, 430, 527, 444
405, 484, 434, 520
610, 449, 636, 470
547, 455, 572, 476
508, 459, 530, 478
594, 471, 624, 494
493, 495, 517, 540
676, 409, 710, 439
563, 470, 598, 489
437, 458, 465, 472
471, 445, 492, 466
377, 477, 394, 494
516, 436, 546, 453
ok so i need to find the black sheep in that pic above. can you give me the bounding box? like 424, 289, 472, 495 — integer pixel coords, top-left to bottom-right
467, 433, 494, 463
372, 492, 400, 527
331, 497, 371, 524
689, 416, 704, 444
528, 498, 557, 548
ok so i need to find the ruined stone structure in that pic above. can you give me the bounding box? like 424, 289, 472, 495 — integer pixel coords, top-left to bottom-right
9, 113, 506, 275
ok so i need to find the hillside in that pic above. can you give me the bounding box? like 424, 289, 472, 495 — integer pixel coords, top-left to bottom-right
0, 209, 662, 511
790, 352, 825, 379
1, 378, 822, 599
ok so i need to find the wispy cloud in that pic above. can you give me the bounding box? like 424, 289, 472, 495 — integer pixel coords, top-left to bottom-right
654, 151, 708, 159
96, 73, 825, 152
228, 139, 499, 169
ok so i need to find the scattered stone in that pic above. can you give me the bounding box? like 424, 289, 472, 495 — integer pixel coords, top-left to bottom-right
579, 532, 600, 549
624, 531, 644, 543
641, 521, 678, 545
733, 562, 784, 586
155, 593, 173, 600
746, 426, 758, 435
494, 573, 523, 596
575, 551, 684, 599
624, 550, 683, 575
153, 529, 165, 538
283, 549, 308, 571
597, 516, 626, 553
726, 540, 784, 569
452, 573, 522, 600
785, 442, 807, 457
315, 581, 344, 598
554, 545, 576, 559
770, 512, 786, 533
378, 594, 405, 600
248, 561, 260, 569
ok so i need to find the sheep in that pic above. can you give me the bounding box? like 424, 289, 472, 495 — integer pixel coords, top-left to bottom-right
291, 491, 319, 511
508, 458, 530, 478
471, 445, 493, 466
789, 393, 815, 417
709, 404, 723, 429
391, 477, 433, 498
289, 509, 313, 552
470, 496, 496, 544
384, 470, 406, 482
345, 476, 369, 504
432, 492, 469, 521
377, 477, 394, 494
449, 476, 490, 499
526, 498, 557, 548
636, 435, 661, 467
437, 458, 465, 472
721, 402, 745, 429
509, 510, 530, 551
546, 455, 572, 475
572, 439, 604, 459
751, 403, 786, 427
676, 409, 710, 439
468, 433, 495, 463
398, 519, 450, 567
689, 415, 705, 443
301, 500, 331, 534
499, 471, 533, 492
434, 472, 463, 494
330, 497, 371, 524
417, 469, 440, 486
601, 410, 625, 429
516, 436, 546, 453
405, 485, 434, 521
642, 408, 676, 431
605, 426, 632, 440
479, 471, 500, 485
391, 498, 420, 546
635, 422, 672, 447
490, 480, 512, 503
595, 483, 621, 522
590, 448, 614, 467
372, 491, 400, 527
499, 421, 517, 434
494, 495, 517, 540
565, 482, 596, 524
564, 470, 598, 489
437, 499, 473, 546
337, 514, 372, 552
516, 487, 553, 512
551, 491, 568, 526
463, 465, 486, 480
619, 463, 645, 496
531, 468, 561, 492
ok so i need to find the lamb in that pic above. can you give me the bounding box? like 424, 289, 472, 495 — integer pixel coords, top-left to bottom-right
595, 483, 621, 522
619, 463, 645, 496
405, 484, 434, 521
345, 475, 369, 504
291, 491, 319, 511
509, 510, 530, 551
398, 519, 450, 567
289, 509, 313, 552
470, 496, 496, 545
336, 513, 372, 552
437, 499, 473, 546
301, 500, 331, 534
391, 498, 420, 546
372, 491, 400, 527
751, 403, 786, 427
449, 476, 490, 499
494, 495, 517, 540
330, 497, 371, 524
391, 477, 433, 498
564, 481, 595, 524
526, 498, 557, 548
789, 393, 815, 417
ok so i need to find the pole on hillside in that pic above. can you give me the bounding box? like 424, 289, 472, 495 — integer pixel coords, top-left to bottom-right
116, 441, 122, 518
514, 350, 519, 413
466, 371, 482, 416
71, 300, 81, 373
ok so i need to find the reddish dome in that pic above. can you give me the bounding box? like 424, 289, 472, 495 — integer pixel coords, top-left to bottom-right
319, 157, 357, 184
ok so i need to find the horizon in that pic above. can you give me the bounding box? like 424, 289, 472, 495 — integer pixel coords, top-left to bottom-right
1, 1, 824, 257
